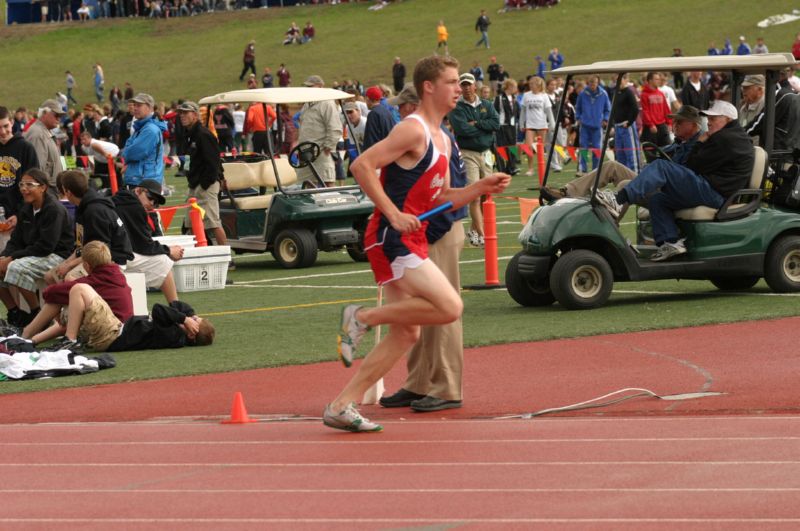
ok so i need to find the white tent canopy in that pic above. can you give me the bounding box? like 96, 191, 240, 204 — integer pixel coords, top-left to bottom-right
199, 87, 352, 106
554, 53, 797, 76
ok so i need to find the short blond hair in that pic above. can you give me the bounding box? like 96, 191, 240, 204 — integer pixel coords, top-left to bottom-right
81, 240, 112, 269
413, 55, 460, 100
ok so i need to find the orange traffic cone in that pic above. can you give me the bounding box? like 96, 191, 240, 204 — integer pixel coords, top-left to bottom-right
221, 392, 258, 424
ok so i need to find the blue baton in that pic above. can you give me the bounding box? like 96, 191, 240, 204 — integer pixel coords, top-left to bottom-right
417, 201, 453, 221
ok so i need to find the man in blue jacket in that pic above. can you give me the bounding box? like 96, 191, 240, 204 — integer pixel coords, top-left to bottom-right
575, 75, 610, 174
122, 93, 167, 188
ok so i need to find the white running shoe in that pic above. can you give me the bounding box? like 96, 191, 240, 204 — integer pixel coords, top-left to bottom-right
323, 403, 383, 432
650, 239, 687, 262
337, 305, 369, 367
467, 229, 482, 247
595, 190, 623, 219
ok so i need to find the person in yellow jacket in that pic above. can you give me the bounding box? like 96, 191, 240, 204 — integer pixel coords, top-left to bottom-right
436, 20, 449, 56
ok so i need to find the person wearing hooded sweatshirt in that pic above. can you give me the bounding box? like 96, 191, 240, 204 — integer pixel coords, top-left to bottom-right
121, 93, 167, 187
47, 170, 133, 284
112, 179, 183, 302
640, 72, 673, 155
0, 106, 39, 247
574, 75, 610, 173
0, 168, 73, 328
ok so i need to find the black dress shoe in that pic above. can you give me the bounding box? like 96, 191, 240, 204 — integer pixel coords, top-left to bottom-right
410, 395, 463, 412
379, 388, 426, 408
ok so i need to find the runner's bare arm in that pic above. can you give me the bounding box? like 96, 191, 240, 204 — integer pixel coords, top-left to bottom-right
438, 172, 512, 209
351, 121, 427, 234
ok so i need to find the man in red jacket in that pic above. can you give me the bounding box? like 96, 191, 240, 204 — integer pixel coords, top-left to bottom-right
640, 72, 672, 155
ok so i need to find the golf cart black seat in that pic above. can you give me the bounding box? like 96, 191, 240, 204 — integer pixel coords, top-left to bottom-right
223, 157, 297, 210
675, 146, 768, 222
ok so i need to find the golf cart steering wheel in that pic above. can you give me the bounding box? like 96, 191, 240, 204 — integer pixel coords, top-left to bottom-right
641, 142, 671, 161
289, 142, 321, 169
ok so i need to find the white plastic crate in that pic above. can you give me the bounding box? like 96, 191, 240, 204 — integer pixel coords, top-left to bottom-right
172, 245, 231, 292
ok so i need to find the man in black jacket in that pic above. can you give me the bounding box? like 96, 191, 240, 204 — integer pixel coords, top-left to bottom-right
112, 180, 183, 302
611, 74, 641, 172
48, 170, 134, 282
475, 9, 490, 49
598, 100, 755, 261
178, 102, 228, 249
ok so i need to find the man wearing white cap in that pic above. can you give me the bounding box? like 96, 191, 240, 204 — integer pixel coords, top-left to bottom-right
597, 100, 754, 261
23, 100, 65, 186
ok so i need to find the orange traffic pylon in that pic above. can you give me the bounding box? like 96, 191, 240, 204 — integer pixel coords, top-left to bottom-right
221, 391, 258, 424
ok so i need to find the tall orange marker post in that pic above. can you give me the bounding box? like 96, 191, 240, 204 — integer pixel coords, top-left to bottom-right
536, 136, 546, 187
188, 197, 208, 247
107, 156, 119, 195
482, 194, 500, 286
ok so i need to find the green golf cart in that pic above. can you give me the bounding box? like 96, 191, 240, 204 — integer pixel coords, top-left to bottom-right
197, 88, 373, 269
506, 53, 800, 309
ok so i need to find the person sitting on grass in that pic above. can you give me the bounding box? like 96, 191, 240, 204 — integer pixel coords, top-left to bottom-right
23, 240, 133, 350
46, 170, 133, 284
111, 179, 184, 303
0, 169, 74, 328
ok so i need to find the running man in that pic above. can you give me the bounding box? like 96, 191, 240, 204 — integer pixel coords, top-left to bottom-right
324, 55, 511, 432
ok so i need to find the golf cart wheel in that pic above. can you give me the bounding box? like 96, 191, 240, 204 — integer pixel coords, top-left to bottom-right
505, 252, 555, 307
765, 235, 800, 292
550, 250, 613, 310
346, 240, 368, 262
274, 229, 318, 269
346, 222, 368, 262
709, 276, 760, 291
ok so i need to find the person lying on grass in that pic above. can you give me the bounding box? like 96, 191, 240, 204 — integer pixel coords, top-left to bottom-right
22, 239, 133, 349
23, 241, 214, 352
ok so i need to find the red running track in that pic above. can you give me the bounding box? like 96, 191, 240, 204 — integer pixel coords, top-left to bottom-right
2, 317, 800, 528
2, 416, 800, 529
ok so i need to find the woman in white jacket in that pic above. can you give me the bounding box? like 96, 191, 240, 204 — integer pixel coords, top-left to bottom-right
519, 76, 555, 176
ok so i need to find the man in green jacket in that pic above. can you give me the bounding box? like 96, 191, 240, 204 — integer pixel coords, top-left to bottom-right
448, 73, 499, 247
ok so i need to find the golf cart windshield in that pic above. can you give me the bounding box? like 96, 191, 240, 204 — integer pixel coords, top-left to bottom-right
546, 53, 797, 202
199, 88, 354, 194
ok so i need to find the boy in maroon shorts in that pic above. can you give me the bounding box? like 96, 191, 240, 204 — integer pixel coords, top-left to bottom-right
324, 55, 511, 432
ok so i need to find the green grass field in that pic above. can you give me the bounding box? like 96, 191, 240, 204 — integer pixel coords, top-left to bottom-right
1, 0, 798, 109
3, 159, 800, 394
1, 0, 799, 394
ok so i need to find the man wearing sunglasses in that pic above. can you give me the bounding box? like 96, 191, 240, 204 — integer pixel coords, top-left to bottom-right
112, 179, 184, 303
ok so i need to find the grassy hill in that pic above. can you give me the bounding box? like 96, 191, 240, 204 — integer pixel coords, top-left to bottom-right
1, 0, 798, 109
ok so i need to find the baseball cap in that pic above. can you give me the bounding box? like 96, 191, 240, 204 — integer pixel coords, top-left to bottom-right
741, 74, 765, 87
365, 86, 383, 101
129, 93, 155, 107
700, 100, 738, 121
40, 99, 66, 115
177, 101, 200, 113
343, 102, 359, 112
137, 179, 166, 206
459, 73, 476, 85
303, 75, 324, 87
387, 83, 419, 106
668, 105, 702, 124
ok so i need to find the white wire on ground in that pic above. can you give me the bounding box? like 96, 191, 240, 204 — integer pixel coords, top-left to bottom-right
487, 387, 726, 420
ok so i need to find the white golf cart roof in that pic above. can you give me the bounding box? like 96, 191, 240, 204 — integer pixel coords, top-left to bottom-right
198, 87, 352, 106
554, 53, 797, 76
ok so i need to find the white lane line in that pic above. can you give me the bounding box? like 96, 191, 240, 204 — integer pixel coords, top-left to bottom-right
242, 256, 513, 284
4, 436, 799, 446
1, 488, 798, 493
2, 519, 799, 524
4, 461, 800, 467
231, 284, 378, 289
